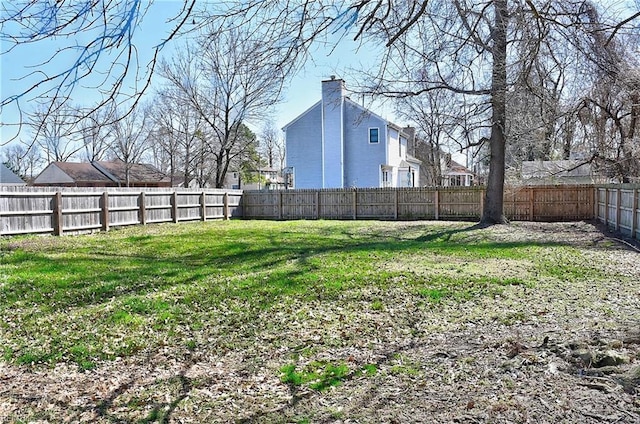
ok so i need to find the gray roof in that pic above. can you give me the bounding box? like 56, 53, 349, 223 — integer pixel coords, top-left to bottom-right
0, 163, 26, 185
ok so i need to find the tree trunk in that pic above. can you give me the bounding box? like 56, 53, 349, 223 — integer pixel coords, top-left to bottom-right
482, 0, 509, 225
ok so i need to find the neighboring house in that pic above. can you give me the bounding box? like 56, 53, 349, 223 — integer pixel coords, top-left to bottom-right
441, 155, 476, 187
0, 163, 27, 186
520, 160, 598, 185
222, 171, 241, 190
221, 168, 286, 190
242, 168, 285, 190
284, 77, 421, 189
33, 160, 170, 187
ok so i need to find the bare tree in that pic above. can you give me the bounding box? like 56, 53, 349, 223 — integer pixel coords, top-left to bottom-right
160, 24, 293, 187
78, 105, 114, 162
4, 1, 639, 219
2, 144, 43, 180
396, 90, 467, 186
259, 121, 285, 170
106, 105, 152, 186
148, 88, 207, 187
1, 1, 198, 143
567, 3, 640, 182
27, 99, 83, 163
320, 0, 638, 222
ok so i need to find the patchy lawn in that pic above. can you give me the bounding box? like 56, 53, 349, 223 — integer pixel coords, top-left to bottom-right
1, 220, 638, 423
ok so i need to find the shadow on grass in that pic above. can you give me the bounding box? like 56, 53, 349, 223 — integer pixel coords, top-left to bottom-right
0, 221, 574, 313
0, 220, 606, 368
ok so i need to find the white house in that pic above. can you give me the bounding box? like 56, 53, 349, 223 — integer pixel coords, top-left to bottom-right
283, 77, 421, 189
441, 155, 476, 186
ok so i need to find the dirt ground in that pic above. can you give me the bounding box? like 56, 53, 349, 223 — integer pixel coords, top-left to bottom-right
1, 221, 639, 423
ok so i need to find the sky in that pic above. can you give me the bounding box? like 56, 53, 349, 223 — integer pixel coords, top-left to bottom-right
0, 1, 399, 149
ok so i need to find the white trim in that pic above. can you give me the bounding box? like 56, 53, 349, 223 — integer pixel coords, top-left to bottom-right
384, 125, 389, 168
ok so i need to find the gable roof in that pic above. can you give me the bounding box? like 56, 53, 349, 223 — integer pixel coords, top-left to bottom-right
52, 162, 114, 183
93, 160, 170, 184
1, 163, 26, 185
443, 158, 474, 176
34, 161, 169, 186
282, 93, 411, 139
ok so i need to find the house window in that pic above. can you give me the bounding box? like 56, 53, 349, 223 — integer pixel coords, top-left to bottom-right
369, 128, 379, 144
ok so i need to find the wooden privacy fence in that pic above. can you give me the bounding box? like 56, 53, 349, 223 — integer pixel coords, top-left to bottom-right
242, 185, 597, 222
242, 187, 482, 220
0, 188, 242, 236
596, 184, 640, 240
3, 185, 639, 240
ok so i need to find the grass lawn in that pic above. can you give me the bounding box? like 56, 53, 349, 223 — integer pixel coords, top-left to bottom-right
1, 220, 637, 422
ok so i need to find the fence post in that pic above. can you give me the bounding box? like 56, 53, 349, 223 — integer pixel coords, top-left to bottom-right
616, 188, 622, 232
352, 188, 357, 220
201, 191, 207, 221
53, 191, 63, 236
479, 189, 485, 219
394, 188, 399, 220
101, 191, 109, 232
223, 192, 229, 220
593, 187, 598, 221
278, 191, 283, 220
316, 191, 320, 220
434, 188, 440, 220
139, 192, 147, 225
241, 191, 247, 219
603, 188, 608, 227
172, 191, 179, 223
529, 187, 535, 221
631, 188, 638, 240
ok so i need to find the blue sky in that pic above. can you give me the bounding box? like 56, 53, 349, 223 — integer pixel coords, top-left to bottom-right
0, 1, 397, 147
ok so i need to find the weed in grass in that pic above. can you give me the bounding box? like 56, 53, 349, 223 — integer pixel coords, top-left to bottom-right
16, 350, 58, 366
3, 346, 14, 361
370, 300, 384, 311
418, 288, 448, 303
359, 363, 379, 376
281, 363, 304, 386
111, 310, 143, 325
498, 311, 527, 326
390, 354, 422, 376
280, 361, 350, 391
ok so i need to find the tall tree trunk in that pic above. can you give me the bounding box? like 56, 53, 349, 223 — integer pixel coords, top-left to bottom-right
482, 0, 509, 224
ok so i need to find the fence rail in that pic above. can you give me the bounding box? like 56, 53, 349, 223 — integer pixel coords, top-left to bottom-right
0, 188, 242, 236
2, 184, 639, 240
